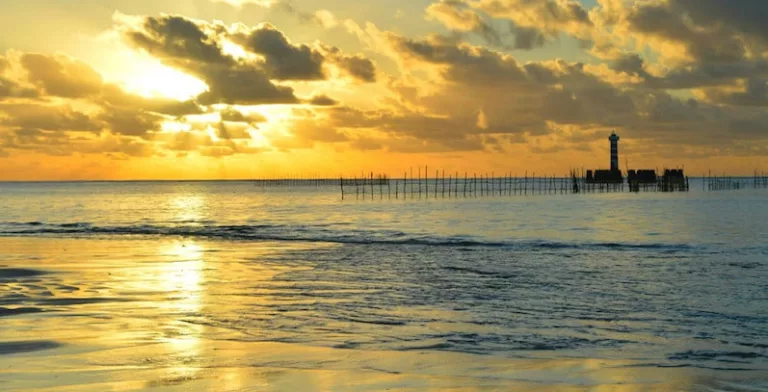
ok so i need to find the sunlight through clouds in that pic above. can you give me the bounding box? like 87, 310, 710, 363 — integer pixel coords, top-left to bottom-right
210, 0, 279, 8
1, 0, 768, 179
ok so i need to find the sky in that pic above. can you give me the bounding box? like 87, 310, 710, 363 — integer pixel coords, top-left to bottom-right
0, 0, 766, 180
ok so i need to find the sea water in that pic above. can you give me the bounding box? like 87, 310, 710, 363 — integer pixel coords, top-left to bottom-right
0, 180, 766, 391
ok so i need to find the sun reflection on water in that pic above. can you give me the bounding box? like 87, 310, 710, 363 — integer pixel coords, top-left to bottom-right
169, 194, 208, 224
156, 240, 206, 383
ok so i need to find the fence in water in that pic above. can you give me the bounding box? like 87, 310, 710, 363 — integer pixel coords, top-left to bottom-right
337, 168, 691, 200
251, 168, 766, 200
703, 171, 768, 191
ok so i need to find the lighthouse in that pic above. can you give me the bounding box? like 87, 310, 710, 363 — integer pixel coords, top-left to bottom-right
609, 131, 620, 172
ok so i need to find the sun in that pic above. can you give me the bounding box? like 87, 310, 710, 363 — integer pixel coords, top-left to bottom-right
123, 61, 208, 101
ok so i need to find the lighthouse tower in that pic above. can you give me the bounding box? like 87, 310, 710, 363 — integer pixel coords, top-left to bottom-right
609, 131, 620, 172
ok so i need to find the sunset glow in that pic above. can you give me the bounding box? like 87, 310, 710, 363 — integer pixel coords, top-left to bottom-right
0, 0, 766, 180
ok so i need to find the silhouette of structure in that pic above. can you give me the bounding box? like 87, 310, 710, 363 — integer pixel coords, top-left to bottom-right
586, 131, 623, 186
627, 169, 658, 192
609, 132, 620, 172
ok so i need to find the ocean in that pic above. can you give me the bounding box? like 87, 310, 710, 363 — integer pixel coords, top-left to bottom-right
1, 180, 766, 391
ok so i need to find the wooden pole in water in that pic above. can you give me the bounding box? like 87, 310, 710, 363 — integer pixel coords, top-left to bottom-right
418, 167, 422, 198
464, 172, 468, 197
404, 171, 408, 199
442, 169, 446, 198
455, 172, 458, 198
524, 171, 528, 195
340, 175, 344, 200
435, 169, 439, 198
447, 172, 450, 198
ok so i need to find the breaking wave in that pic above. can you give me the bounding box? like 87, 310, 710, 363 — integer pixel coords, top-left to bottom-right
0, 221, 697, 251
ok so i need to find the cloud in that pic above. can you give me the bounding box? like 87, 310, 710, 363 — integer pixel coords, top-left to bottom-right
194, 63, 298, 105
118, 15, 300, 104
308, 94, 338, 106
426, 0, 502, 46
118, 14, 376, 105
100, 85, 203, 116
238, 24, 325, 80
98, 107, 164, 138
512, 25, 547, 50
215, 122, 252, 139
210, 0, 278, 8
0, 77, 38, 100
5, 5, 768, 166
21, 53, 104, 98
703, 79, 768, 107
321, 49, 377, 82
472, 0, 592, 42
0, 103, 102, 132
425, 0, 593, 49
331, 31, 768, 153
219, 107, 267, 123
120, 14, 233, 65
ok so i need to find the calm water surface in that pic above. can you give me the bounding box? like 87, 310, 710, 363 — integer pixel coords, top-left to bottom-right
0, 181, 766, 391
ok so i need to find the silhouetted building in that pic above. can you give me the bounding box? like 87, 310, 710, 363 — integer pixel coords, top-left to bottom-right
586, 131, 623, 184
627, 170, 657, 183
661, 169, 688, 191
609, 131, 620, 172
587, 169, 623, 184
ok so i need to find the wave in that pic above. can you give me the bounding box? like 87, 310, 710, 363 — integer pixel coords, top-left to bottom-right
0, 221, 697, 251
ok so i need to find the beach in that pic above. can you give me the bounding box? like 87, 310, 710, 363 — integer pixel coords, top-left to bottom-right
1, 181, 767, 391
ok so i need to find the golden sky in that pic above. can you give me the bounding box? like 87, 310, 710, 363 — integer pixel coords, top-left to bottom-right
0, 0, 766, 180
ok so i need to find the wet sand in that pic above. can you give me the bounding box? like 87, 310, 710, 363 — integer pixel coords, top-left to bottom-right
1, 236, 766, 391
